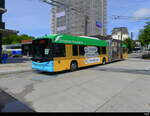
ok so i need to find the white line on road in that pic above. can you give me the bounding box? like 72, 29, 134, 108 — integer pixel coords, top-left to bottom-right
145, 67, 150, 70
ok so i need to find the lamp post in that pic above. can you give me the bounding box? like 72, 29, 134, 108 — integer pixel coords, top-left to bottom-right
120, 28, 123, 58
0, 0, 5, 63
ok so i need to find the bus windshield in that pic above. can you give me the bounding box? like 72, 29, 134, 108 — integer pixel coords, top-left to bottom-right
32, 39, 53, 62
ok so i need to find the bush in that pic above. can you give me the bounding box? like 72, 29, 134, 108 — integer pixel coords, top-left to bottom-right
142, 54, 150, 59
13, 55, 23, 58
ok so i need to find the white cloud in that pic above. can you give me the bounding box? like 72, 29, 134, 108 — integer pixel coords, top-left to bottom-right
133, 8, 150, 18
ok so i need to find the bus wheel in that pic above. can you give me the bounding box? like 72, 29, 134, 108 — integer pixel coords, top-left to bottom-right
102, 58, 106, 65
70, 61, 78, 72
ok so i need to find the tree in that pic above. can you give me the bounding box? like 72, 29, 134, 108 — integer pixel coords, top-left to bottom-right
124, 38, 136, 53
138, 21, 150, 47
2, 34, 35, 45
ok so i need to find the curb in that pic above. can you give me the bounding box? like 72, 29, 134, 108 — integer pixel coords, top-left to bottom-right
0, 69, 33, 76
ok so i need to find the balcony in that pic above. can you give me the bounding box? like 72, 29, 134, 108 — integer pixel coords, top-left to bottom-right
0, 8, 7, 14
0, 22, 5, 29
0, 0, 6, 13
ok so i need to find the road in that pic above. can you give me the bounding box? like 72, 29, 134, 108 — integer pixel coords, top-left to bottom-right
7, 57, 31, 63
0, 55, 150, 112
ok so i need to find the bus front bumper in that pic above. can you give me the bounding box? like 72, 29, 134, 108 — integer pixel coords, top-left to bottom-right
32, 61, 54, 72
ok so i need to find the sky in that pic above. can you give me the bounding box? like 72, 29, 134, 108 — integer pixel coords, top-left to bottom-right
4, 0, 51, 37
3, 0, 150, 39
108, 0, 150, 40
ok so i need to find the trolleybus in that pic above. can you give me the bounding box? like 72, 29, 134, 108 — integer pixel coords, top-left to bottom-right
31, 34, 128, 72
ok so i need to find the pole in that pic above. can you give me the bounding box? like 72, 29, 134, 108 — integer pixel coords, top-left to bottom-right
0, 34, 2, 63
121, 28, 123, 41
131, 32, 134, 52
131, 32, 133, 40
120, 28, 123, 58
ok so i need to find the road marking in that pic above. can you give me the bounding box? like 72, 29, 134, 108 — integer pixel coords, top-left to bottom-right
145, 67, 150, 70
32, 76, 57, 81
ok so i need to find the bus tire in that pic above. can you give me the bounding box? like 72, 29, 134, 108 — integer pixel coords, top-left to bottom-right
70, 61, 78, 72
102, 58, 106, 65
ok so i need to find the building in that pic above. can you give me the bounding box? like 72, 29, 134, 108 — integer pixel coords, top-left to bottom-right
21, 40, 33, 57
0, 0, 18, 63
132, 40, 142, 52
51, 0, 107, 36
112, 27, 129, 41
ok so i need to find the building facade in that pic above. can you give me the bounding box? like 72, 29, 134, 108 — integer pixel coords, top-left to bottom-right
0, 0, 18, 63
112, 27, 129, 41
21, 40, 33, 57
51, 0, 107, 36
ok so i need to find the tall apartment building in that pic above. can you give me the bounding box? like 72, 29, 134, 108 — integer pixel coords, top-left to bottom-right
51, 0, 107, 36
0, 0, 18, 63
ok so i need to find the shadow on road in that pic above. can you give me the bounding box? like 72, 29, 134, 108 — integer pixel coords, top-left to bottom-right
0, 90, 35, 112
6, 57, 31, 64
33, 60, 124, 76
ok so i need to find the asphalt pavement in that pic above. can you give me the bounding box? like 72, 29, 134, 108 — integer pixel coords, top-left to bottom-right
0, 57, 32, 75
0, 54, 150, 112
0, 90, 34, 112
7, 57, 31, 63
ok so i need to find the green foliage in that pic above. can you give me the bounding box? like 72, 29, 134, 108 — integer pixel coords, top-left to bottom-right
13, 55, 23, 58
124, 38, 136, 53
2, 34, 35, 45
142, 55, 150, 59
138, 21, 150, 47
2, 51, 12, 56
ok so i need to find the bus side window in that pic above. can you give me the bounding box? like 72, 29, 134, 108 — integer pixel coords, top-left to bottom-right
102, 47, 106, 54
53, 44, 66, 57
79, 46, 85, 56
73, 45, 78, 56
98, 47, 100, 55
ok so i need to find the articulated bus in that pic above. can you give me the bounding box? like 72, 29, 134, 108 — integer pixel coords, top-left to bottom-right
2, 44, 22, 56
31, 34, 128, 72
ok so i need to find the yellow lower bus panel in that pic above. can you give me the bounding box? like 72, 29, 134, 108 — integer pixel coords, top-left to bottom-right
53, 56, 109, 72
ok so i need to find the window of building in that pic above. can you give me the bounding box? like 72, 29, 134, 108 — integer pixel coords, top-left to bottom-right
73, 45, 78, 56
53, 44, 66, 57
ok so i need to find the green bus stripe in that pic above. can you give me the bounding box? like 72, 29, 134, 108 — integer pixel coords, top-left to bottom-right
34, 34, 108, 47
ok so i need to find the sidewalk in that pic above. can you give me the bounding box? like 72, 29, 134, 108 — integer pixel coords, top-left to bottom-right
0, 61, 32, 75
